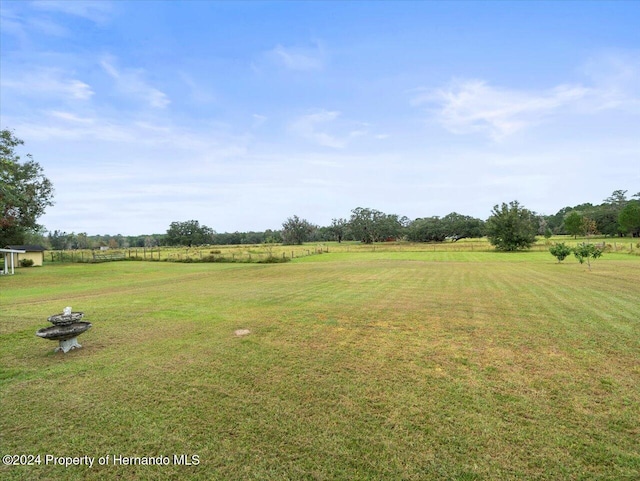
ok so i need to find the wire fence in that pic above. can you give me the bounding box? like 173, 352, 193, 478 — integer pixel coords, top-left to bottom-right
44, 245, 332, 264
41, 238, 639, 265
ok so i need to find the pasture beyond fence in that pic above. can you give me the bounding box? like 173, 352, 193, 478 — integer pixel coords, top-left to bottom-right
42, 237, 638, 265
46, 245, 332, 264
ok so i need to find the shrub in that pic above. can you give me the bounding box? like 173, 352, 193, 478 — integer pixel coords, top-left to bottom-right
549, 243, 572, 263
20, 259, 34, 267
258, 255, 291, 264
201, 255, 235, 263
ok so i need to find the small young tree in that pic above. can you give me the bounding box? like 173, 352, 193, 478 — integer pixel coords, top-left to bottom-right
262, 235, 278, 260
544, 227, 553, 240
549, 242, 572, 263
573, 243, 603, 270
564, 211, 583, 238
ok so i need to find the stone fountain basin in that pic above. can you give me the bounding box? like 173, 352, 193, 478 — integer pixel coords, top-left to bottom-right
36, 322, 92, 341
47, 312, 84, 326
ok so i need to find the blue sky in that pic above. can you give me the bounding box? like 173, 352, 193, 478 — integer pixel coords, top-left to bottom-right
1, 1, 639, 235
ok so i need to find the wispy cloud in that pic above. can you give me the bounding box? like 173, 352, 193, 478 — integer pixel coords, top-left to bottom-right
1, 1, 112, 41
179, 72, 216, 104
0, 7, 68, 38
289, 110, 346, 148
252, 114, 267, 128
30, 0, 113, 24
582, 51, 640, 110
1, 68, 94, 100
10, 110, 249, 160
414, 79, 592, 141
100, 55, 170, 109
289, 110, 381, 148
266, 41, 327, 71
0, 6, 24, 38
48, 111, 95, 124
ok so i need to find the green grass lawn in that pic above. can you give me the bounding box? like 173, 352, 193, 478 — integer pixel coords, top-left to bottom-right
1, 250, 639, 480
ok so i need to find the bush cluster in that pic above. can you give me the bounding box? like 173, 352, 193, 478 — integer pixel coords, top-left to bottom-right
549, 243, 572, 262
549, 242, 603, 269
257, 256, 291, 264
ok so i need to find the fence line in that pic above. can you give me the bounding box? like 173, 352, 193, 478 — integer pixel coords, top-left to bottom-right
45, 245, 332, 264
42, 239, 638, 265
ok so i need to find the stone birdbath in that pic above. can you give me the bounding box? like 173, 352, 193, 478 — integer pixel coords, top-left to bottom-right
36, 307, 92, 353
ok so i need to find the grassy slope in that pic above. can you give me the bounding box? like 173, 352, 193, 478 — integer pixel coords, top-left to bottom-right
1, 252, 639, 480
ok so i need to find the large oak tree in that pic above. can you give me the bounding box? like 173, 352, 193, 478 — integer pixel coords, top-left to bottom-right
1, 129, 54, 246
486, 201, 537, 251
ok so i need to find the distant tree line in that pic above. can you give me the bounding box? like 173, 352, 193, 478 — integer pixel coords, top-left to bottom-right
47, 231, 164, 250
31, 189, 640, 251
5, 128, 638, 251
544, 190, 640, 237
276, 190, 639, 249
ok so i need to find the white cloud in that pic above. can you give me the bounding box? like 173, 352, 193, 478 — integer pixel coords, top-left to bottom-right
100, 55, 170, 109
1, 68, 94, 100
48, 111, 95, 123
27, 16, 70, 36
266, 41, 326, 71
4, 108, 251, 169
289, 110, 346, 148
582, 51, 640, 111
288, 110, 381, 149
414, 79, 593, 141
179, 72, 216, 104
0, 7, 69, 38
252, 114, 267, 128
30, 0, 113, 24
0, 7, 24, 38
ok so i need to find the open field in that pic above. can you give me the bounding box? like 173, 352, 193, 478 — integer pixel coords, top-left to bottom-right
37, 236, 640, 265
1, 249, 639, 480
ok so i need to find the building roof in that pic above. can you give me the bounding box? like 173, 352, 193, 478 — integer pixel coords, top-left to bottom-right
5, 245, 47, 252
